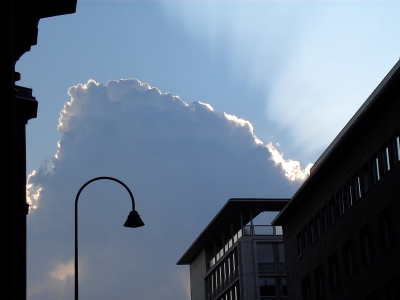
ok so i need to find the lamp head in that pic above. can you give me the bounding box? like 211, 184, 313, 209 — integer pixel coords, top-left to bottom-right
124, 210, 145, 228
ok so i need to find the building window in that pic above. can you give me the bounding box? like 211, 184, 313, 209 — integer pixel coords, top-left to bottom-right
302, 275, 311, 300
381, 145, 391, 174
352, 174, 362, 201
215, 282, 240, 300
360, 224, 374, 267
257, 243, 278, 273
309, 221, 316, 245
336, 191, 344, 217
297, 232, 303, 256
219, 265, 223, 287
259, 277, 287, 299
315, 213, 322, 239
343, 182, 353, 211
259, 277, 276, 296
343, 239, 356, 279
314, 264, 326, 300
361, 164, 370, 194
235, 283, 240, 300
257, 243, 275, 263
322, 206, 329, 232
224, 260, 228, 283
329, 199, 337, 225
379, 208, 395, 253
391, 134, 400, 164
232, 252, 236, 274
211, 273, 214, 294
227, 257, 231, 278
328, 252, 340, 291
303, 227, 310, 251
371, 155, 380, 184
281, 277, 288, 297
278, 243, 285, 264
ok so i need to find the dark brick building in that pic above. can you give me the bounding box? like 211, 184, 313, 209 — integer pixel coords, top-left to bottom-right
272, 60, 400, 300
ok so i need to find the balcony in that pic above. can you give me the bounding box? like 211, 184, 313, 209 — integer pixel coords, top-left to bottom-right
209, 225, 283, 268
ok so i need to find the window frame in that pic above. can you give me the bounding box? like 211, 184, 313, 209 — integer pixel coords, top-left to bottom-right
359, 223, 374, 267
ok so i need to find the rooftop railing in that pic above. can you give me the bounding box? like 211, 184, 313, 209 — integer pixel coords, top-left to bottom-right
209, 225, 283, 268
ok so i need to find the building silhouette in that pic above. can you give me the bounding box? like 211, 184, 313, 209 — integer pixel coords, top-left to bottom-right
178, 198, 290, 300
4, 1, 77, 299
272, 60, 400, 300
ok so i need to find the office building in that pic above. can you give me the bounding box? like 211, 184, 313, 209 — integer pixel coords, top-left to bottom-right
178, 198, 290, 300
272, 60, 400, 299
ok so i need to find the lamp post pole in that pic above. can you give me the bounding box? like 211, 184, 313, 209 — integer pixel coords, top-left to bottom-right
74, 176, 144, 300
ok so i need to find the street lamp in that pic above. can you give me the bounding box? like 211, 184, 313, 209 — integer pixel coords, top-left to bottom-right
74, 176, 144, 300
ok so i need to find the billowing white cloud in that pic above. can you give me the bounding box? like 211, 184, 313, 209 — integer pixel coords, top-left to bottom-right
50, 260, 74, 280
27, 78, 308, 300
267, 142, 312, 181
160, 2, 400, 163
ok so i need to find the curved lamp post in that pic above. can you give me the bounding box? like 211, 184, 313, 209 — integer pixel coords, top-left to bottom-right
75, 176, 144, 300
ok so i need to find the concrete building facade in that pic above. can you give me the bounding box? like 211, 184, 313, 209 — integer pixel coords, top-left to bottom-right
178, 198, 290, 300
272, 60, 400, 300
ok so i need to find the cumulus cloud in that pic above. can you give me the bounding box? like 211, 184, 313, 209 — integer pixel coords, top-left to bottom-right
50, 260, 74, 280
266, 142, 313, 181
27, 78, 308, 300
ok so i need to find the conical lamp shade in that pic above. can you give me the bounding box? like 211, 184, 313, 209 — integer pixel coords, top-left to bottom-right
124, 210, 145, 228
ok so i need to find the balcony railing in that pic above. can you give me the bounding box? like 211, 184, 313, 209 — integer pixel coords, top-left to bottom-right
209, 225, 283, 268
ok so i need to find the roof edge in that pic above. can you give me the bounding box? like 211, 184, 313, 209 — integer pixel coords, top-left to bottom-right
272, 59, 400, 226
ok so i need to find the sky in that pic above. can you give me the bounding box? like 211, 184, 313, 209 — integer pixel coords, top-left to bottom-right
16, 1, 400, 299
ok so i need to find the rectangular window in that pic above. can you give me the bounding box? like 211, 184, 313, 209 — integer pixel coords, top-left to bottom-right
223, 261, 227, 282
219, 265, 223, 286
278, 243, 285, 263
329, 199, 337, 225
303, 227, 310, 250
343, 183, 353, 211
343, 239, 356, 279
336, 191, 344, 217
297, 233, 303, 256
314, 264, 326, 300
315, 213, 322, 239
352, 174, 362, 201
328, 252, 340, 291
232, 249, 236, 274
361, 164, 370, 194
381, 145, 391, 174
259, 277, 277, 296
302, 276, 311, 300
257, 243, 275, 263
360, 224, 374, 267
233, 284, 239, 300
322, 206, 329, 232
392, 134, 400, 164
281, 277, 288, 297
379, 208, 395, 253
371, 155, 380, 184
309, 221, 315, 245
227, 257, 231, 278
235, 284, 239, 300
257, 243, 277, 273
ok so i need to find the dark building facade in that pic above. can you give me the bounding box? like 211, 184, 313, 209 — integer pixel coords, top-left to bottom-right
3, 2, 76, 299
272, 60, 400, 300
178, 198, 290, 300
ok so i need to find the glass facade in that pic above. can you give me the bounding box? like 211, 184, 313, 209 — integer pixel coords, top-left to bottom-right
257, 242, 287, 299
